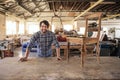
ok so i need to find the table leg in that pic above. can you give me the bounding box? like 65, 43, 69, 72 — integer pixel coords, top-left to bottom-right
64, 49, 67, 59
67, 42, 70, 62
1, 51, 4, 59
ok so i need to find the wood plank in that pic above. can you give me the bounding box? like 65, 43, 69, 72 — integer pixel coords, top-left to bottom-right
67, 37, 83, 44
85, 13, 102, 19
85, 38, 98, 44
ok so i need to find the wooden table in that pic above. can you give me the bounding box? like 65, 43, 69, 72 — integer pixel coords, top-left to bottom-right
67, 37, 86, 67
52, 43, 81, 59
0, 42, 14, 59
0, 50, 4, 59
0, 49, 14, 58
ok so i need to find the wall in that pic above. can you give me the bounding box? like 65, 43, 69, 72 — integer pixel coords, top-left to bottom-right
74, 20, 86, 31
0, 13, 6, 40
75, 19, 120, 39
102, 19, 120, 39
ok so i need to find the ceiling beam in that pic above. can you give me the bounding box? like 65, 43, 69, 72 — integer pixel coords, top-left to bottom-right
97, 4, 110, 11
34, 9, 117, 13
0, 5, 6, 9
39, 16, 76, 17
0, 10, 5, 14
15, 0, 33, 14
67, 2, 77, 16
36, 0, 87, 2
76, 1, 84, 10
107, 4, 119, 11
72, 0, 104, 21
0, 4, 15, 13
52, 1, 56, 15
108, 4, 120, 12
35, 0, 115, 2
81, 2, 90, 10
91, 3, 102, 10
65, 0, 69, 10
70, 2, 77, 11
90, 1, 116, 4
32, 0, 44, 11
102, 14, 120, 20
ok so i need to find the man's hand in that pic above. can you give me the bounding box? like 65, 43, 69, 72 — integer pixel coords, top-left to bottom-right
19, 57, 27, 62
19, 49, 29, 62
57, 57, 62, 61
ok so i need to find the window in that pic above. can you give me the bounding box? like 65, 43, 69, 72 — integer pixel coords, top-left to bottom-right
52, 25, 55, 32
63, 24, 73, 31
26, 22, 39, 34
6, 20, 16, 35
18, 23, 24, 34
78, 27, 85, 35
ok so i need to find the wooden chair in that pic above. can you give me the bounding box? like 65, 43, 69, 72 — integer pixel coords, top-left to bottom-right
67, 13, 102, 67
84, 13, 102, 63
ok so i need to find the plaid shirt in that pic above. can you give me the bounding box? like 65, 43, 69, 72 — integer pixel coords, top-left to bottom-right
27, 30, 60, 57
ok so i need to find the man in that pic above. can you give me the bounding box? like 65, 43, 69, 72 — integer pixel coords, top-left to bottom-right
20, 20, 61, 62
102, 31, 108, 41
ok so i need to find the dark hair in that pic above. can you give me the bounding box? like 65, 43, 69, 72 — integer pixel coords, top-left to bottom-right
40, 20, 49, 28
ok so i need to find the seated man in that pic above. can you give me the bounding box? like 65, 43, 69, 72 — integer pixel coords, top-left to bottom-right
19, 20, 61, 62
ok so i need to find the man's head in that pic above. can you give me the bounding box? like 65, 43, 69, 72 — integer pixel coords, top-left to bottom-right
40, 20, 49, 33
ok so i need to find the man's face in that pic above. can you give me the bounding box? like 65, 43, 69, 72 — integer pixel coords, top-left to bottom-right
40, 23, 48, 33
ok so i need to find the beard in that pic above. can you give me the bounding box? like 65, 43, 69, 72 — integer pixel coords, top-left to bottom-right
41, 29, 47, 33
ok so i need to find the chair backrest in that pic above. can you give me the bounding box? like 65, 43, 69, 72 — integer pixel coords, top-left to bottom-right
84, 13, 102, 44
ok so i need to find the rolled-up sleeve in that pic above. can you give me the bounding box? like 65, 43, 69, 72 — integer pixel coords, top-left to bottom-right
52, 33, 60, 48
27, 33, 38, 50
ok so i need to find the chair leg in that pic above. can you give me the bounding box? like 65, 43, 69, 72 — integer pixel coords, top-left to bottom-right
96, 44, 100, 63
80, 44, 86, 68
84, 45, 87, 61
91, 50, 94, 56
67, 42, 70, 63
81, 52, 83, 67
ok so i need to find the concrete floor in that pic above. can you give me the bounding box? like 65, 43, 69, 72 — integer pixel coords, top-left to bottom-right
0, 48, 120, 80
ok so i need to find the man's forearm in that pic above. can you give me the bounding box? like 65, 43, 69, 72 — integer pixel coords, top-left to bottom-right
25, 48, 30, 58
56, 48, 60, 58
